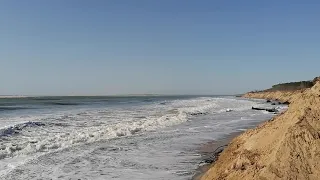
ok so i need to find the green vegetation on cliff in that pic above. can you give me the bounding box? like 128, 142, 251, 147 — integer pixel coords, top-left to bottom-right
249, 77, 320, 93
268, 81, 314, 91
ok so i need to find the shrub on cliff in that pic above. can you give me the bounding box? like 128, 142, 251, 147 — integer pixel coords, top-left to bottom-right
267, 81, 314, 91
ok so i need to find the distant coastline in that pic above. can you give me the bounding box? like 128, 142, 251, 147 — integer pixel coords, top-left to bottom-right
0, 94, 237, 98
0, 95, 28, 98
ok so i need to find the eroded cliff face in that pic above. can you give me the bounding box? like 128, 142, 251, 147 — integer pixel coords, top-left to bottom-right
201, 81, 320, 180
242, 90, 302, 103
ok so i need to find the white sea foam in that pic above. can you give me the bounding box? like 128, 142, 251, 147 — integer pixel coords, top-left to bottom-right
0, 97, 285, 179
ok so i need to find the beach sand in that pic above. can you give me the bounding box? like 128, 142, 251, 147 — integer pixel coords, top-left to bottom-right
201, 78, 320, 180
192, 131, 246, 180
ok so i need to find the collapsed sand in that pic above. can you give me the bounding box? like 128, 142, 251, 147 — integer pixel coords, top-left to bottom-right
201, 81, 320, 180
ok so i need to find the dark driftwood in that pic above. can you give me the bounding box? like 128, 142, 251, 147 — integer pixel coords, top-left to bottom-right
252, 107, 278, 112
190, 112, 208, 116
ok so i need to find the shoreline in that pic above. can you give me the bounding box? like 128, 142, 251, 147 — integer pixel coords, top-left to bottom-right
192, 131, 244, 180
193, 98, 287, 179
195, 97, 282, 180
200, 78, 320, 180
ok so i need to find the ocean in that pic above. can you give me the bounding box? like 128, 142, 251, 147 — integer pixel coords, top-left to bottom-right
0, 96, 286, 179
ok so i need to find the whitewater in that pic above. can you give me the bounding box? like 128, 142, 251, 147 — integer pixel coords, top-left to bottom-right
0, 96, 286, 179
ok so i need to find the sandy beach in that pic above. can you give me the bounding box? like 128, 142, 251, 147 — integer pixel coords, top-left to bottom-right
201, 77, 320, 180
193, 131, 243, 180
193, 115, 284, 180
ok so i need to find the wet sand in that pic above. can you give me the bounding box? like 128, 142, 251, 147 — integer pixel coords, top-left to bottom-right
201, 79, 320, 179
192, 131, 244, 180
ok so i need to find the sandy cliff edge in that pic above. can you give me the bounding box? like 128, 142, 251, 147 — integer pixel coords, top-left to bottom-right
201, 80, 320, 180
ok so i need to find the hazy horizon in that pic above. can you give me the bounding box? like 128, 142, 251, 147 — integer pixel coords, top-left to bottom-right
0, 93, 240, 97
1, 1, 320, 96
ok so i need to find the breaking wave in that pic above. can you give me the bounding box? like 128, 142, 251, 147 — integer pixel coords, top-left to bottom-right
0, 106, 31, 111
0, 97, 260, 161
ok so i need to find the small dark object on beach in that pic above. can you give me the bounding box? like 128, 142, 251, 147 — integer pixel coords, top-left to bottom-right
271, 103, 276, 105
252, 107, 264, 110
282, 101, 290, 105
277, 101, 289, 105
252, 107, 278, 113
190, 112, 208, 116
266, 108, 278, 112
200, 144, 228, 164
266, 100, 271, 103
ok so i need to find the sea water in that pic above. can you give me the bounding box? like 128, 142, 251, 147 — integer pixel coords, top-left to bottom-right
0, 96, 286, 179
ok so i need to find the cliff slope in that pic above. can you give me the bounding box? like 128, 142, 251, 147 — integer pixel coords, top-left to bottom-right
201, 80, 320, 180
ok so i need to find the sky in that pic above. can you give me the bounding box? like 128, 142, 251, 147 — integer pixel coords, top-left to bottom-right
1, 0, 320, 95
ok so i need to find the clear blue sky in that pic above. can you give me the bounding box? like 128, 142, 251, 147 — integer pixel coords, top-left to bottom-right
1, 0, 319, 95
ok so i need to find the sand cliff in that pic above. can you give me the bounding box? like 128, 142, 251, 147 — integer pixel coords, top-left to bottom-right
201, 79, 320, 180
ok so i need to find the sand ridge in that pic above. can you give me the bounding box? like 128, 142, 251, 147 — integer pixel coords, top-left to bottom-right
201, 80, 320, 180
